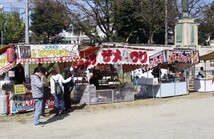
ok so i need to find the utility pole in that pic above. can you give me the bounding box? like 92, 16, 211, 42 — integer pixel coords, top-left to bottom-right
25, 0, 29, 44
165, 0, 168, 45
0, 5, 3, 47
25, 0, 30, 78
1, 31, 3, 47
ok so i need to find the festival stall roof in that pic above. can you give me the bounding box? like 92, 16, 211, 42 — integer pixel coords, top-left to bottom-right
200, 51, 214, 61
0, 44, 15, 55
0, 44, 17, 75
80, 47, 100, 58
16, 44, 80, 64
79, 46, 157, 72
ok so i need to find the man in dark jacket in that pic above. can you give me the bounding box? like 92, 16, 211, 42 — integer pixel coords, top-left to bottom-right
31, 67, 45, 127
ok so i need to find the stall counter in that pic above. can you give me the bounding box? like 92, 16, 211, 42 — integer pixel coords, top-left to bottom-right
194, 78, 214, 92
145, 81, 187, 98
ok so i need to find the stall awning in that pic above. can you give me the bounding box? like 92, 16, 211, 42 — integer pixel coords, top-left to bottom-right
80, 47, 100, 58
0, 44, 16, 55
16, 44, 80, 64
200, 51, 214, 61
79, 46, 157, 72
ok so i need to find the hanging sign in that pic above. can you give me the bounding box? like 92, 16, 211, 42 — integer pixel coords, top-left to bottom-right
171, 49, 193, 63
149, 50, 168, 68
14, 84, 25, 95
0, 52, 15, 75
96, 48, 149, 65
16, 44, 80, 64
0, 52, 9, 68
149, 49, 200, 69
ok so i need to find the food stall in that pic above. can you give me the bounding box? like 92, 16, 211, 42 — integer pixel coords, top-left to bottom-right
194, 51, 214, 92
0, 44, 80, 114
0, 45, 16, 115
77, 44, 156, 104
139, 48, 199, 98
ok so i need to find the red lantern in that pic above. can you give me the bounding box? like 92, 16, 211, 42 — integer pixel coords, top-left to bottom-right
7, 48, 15, 63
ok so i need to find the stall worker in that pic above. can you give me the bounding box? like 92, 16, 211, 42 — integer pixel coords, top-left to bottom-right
151, 67, 162, 78
31, 67, 46, 127
12, 63, 26, 84
197, 67, 205, 78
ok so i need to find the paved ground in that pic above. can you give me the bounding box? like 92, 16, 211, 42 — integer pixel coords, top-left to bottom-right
1, 93, 214, 139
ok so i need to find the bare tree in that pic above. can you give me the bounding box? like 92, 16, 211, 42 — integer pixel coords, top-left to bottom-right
57, 0, 116, 43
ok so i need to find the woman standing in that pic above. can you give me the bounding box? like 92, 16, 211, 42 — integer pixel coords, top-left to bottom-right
50, 67, 72, 116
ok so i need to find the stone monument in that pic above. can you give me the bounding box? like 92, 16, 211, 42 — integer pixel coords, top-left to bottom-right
174, 0, 198, 49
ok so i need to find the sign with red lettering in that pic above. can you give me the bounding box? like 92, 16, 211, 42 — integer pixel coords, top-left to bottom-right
96, 48, 149, 65
149, 50, 168, 67
149, 49, 200, 69
171, 50, 192, 63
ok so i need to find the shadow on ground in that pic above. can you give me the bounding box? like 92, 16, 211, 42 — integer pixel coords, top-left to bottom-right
44, 103, 86, 125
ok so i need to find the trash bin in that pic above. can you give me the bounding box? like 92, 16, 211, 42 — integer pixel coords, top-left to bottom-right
0, 94, 7, 116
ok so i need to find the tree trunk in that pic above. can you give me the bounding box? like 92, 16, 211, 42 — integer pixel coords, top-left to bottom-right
148, 33, 154, 44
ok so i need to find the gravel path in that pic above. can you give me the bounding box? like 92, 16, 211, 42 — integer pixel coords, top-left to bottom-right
0, 93, 214, 139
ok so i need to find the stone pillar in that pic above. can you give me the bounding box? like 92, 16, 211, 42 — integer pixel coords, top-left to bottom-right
174, 19, 198, 48
174, 0, 198, 49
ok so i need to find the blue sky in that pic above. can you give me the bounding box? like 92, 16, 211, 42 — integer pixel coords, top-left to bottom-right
0, 0, 26, 21
0, 0, 213, 14
0, 0, 213, 9
0, 0, 25, 10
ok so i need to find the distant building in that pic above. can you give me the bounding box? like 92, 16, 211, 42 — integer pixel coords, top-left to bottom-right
0, 5, 3, 12
60, 26, 92, 45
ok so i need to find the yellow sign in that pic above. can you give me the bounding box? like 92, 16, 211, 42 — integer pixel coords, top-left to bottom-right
31, 49, 68, 58
14, 84, 25, 94
0, 53, 8, 68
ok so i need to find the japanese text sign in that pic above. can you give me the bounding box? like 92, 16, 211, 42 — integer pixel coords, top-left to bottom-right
17, 44, 79, 58
96, 48, 148, 65
171, 50, 192, 63
149, 50, 168, 67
